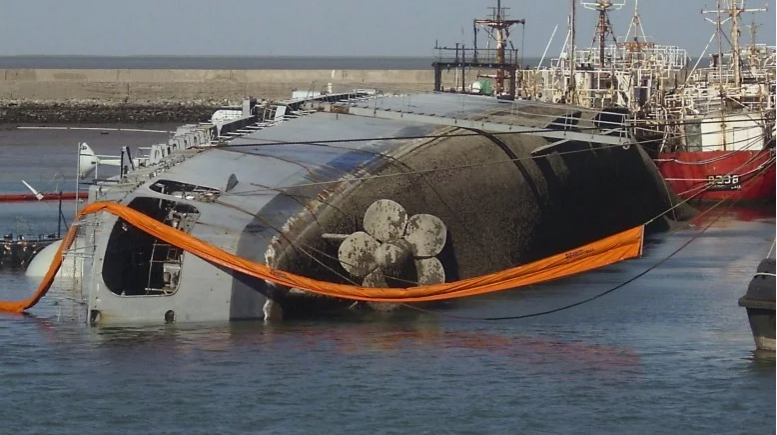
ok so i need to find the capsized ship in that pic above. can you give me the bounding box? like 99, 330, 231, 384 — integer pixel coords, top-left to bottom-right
10, 90, 694, 325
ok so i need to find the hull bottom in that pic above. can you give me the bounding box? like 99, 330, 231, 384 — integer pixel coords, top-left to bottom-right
739, 259, 776, 352
744, 308, 776, 351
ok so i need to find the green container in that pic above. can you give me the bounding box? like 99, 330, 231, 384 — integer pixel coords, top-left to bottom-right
478, 80, 492, 95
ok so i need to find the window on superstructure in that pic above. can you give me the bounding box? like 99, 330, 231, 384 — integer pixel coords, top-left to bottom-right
685, 121, 703, 152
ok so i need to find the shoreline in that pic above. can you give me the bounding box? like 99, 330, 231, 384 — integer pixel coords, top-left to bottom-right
0, 68, 455, 123
0, 55, 444, 71
0, 100, 221, 124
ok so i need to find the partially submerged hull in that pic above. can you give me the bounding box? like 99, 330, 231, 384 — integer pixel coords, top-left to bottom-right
656, 150, 776, 202
17, 93, 691, 324
739, 258, 776, 352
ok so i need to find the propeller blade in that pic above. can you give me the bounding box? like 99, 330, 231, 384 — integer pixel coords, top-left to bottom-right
362, 269, 388, 288
374, 239, 415, 277
337, 231, 379, 278
363, 199, 408, 243
404, 214, 447, 258
414, 257, 446, 285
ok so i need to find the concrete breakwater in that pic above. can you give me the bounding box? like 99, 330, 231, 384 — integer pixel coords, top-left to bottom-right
1, 100, 222, 124
0, 69, 454, 123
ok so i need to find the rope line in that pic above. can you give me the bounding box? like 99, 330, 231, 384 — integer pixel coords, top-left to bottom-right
767, 239, 776, 259
400, 158, 773, 321
217, 128, 771, 196
218, 115, 772, 150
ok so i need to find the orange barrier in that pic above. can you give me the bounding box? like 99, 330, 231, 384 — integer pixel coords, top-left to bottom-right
0, 201, 644, 313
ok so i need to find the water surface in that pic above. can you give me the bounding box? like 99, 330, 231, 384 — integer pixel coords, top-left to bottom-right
0, 128, 774, 434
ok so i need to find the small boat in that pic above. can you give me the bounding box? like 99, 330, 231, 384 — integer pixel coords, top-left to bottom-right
738, 256, 776, 351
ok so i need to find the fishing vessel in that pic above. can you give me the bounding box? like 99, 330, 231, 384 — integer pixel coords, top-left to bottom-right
522, 0, 775, 203
654, 112, 775, 202
653, 1, 775, 203
0, 3, 695, 325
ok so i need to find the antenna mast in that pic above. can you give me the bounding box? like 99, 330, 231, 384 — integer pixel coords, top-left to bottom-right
624, 0, 648, 42
745, 19, 762, 48
473, 0, 525, 95
703, 0, 768, 88
582, 0, 625, 68
568, 0, 577, 104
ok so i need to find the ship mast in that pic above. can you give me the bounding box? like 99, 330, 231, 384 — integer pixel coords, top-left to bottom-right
432, 1, 524, 98
746, 19, 761, 46
624, 0, 648, 43
473, 0, 525, 95
745, 19, 762, 48
582, 0, 624, 68
702, 0, 768, 88
569, 0, 577, 104
744, 18, 762, 66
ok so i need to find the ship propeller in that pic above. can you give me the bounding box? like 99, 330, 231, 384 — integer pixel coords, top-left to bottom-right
337, 199, 447, 287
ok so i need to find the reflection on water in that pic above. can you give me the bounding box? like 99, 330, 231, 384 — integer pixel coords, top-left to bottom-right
749, 349, 777, 365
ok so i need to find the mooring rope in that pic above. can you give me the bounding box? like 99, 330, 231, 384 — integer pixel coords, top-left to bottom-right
223, 128, 771, 196
0, 204, 644, 313
219, 114, 772, 151
400, 160, 773, 321
1, 119, 772, 316
652, 134, 768, 165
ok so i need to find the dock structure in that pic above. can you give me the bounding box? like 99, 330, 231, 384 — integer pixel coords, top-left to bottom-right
432, 46, 520, 98
432, 0, 524, 98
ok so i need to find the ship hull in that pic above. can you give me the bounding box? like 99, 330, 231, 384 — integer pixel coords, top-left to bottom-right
61, 93, 697, 325
656, 150, 776, 203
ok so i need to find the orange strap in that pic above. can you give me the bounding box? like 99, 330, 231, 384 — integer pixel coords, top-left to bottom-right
0, 201, 644, 313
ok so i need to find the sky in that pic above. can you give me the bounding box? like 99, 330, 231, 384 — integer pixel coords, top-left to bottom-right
0, 0, 774, 57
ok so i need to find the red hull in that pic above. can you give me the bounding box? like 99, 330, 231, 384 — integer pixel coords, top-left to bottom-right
0, 192, 88, 202
656, 150, 776, 202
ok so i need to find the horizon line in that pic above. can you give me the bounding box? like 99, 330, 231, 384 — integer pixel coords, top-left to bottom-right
0, 53, 548, 58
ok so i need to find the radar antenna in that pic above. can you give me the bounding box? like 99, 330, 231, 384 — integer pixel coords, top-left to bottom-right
581, 0, 625, 67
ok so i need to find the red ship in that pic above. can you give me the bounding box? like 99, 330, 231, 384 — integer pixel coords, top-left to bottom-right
655, 112, 776, 203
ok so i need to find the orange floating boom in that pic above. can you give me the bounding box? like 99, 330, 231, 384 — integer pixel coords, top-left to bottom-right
0, 201, 644, 313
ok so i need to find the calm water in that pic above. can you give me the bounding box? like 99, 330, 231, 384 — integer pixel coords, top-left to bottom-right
0, 128, 774, 434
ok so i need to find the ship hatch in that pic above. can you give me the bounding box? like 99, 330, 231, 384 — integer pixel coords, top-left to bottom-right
149, 180, 220, 202
102, 197, 199, 297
